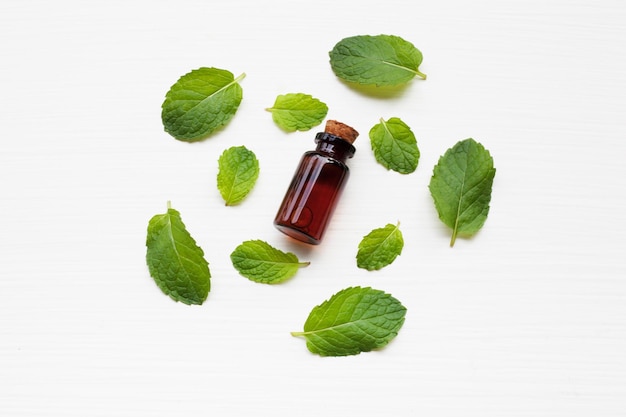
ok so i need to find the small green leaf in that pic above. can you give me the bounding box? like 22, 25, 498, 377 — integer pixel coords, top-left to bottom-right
217, 146, 260, 206
161, 67, 245, 142
357, 222, 404, 271
145, 202, 211, 305
369, 117, 420, 174
230, 240, 310, 284
329, 34, 426, 87
266, 93, 328, 132
429, 138, 496, 246
291, 286, 406, 356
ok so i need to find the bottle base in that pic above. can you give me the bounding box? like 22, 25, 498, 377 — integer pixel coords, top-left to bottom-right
274, 223, 321, 245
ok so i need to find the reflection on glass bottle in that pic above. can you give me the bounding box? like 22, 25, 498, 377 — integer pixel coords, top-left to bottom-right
274, 120, 359, 245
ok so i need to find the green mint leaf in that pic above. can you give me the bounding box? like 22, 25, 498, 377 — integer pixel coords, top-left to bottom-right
145, 202, 211, 305
291, 286, 406, 356
230, 240, 310, 284
217, 146, 260, 206
429, 138, 496, 246
161, 67, 245, 142
369, 117, 420, 174
329, 34, 426, 87
357, 222, 404, 271
266, 93, 328, 132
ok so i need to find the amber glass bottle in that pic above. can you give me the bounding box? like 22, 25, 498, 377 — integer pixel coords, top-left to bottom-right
274, 120, 359, 245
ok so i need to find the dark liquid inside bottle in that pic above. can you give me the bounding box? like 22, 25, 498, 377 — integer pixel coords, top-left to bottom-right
274, 132, 356, 245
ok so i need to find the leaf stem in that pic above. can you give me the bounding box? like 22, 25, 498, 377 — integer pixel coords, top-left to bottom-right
235, 72, 247, 83
415, 69, 427, 80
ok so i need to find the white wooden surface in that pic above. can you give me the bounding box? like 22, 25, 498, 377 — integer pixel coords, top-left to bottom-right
2, 0, 625, 415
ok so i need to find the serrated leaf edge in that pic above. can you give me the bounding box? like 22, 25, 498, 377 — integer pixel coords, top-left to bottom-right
372, 117, 419, 174
230, 240, 309, 284
357, 221, 403, 271
430, 139, 495, 247
218, 146, 259, 206
291, 286, 405, 337
147, 202, 210, 305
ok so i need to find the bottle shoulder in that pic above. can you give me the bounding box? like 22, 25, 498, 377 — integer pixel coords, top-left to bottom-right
302, 150, 350, 170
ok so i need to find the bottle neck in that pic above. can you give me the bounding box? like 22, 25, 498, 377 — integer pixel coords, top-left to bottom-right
314, 132, 356, 162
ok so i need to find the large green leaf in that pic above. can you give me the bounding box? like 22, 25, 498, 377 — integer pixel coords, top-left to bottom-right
369, 117, 420, 174
429, 138, 496, 246
266, 93, 328, 132
357, 222, 404, 271
291, 287, 406, 356
230, 240, 309, 284
146, 202, 211, 304
161, 67, 245, 141
217, 146, 259, 206
329, 34, 426, 86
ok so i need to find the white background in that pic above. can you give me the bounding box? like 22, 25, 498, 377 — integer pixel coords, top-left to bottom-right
2, 0, 625, 415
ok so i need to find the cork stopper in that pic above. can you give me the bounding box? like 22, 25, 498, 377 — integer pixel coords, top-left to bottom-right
324, 120, 359, 144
